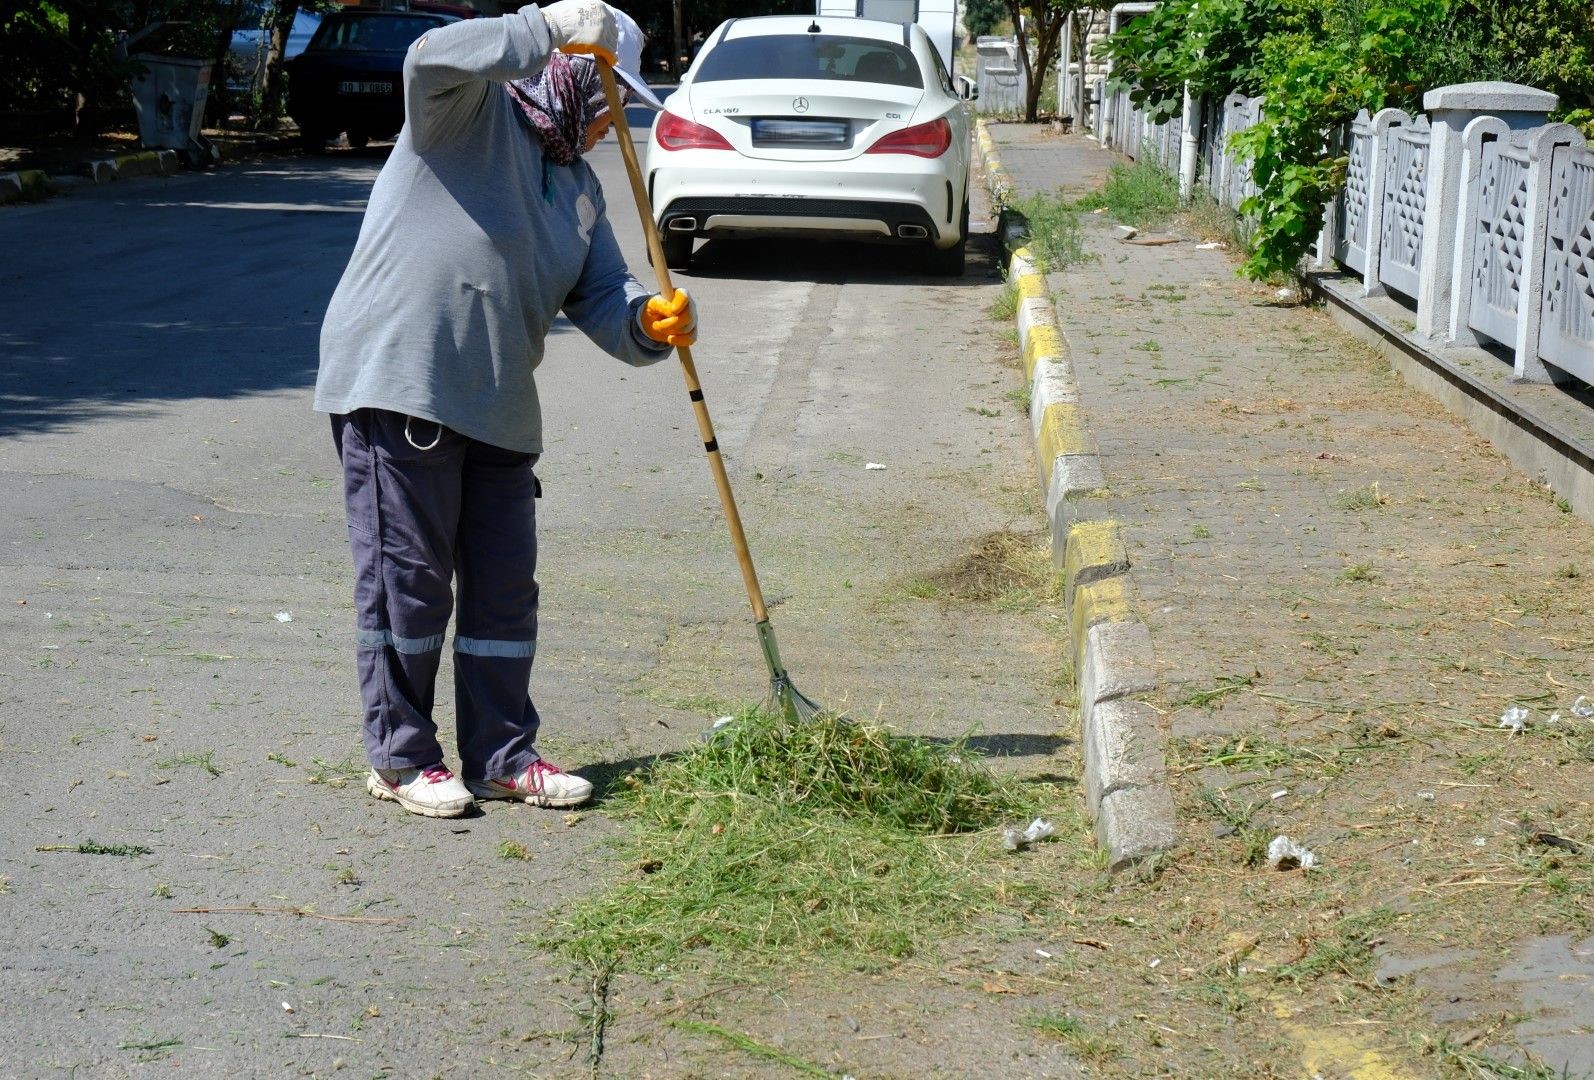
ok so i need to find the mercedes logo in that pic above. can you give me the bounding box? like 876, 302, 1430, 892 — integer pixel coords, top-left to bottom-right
792, 97, 809, 113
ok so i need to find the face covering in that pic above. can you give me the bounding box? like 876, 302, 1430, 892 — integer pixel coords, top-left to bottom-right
506, 52, 609, 168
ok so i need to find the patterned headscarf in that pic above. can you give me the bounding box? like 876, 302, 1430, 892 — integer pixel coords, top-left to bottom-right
506, 53, 608, 167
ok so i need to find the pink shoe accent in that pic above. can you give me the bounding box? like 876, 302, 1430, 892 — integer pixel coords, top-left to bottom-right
524, 759, 563, 792
420, 764, 455, 784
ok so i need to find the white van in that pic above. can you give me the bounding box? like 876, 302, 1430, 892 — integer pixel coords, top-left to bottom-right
815, 0, 959, 76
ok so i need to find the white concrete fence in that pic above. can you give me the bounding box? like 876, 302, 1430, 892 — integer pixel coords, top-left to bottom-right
1077, 78, 1594, 388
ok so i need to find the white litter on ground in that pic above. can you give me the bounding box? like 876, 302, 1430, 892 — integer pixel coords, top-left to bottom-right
1002, 818, 1055, 851
864, 462, 886, 471
1266, 835, 1319, 871
275, 611, 294, 623
1498, 705, 1529, 732
1572, 695, 1593, 719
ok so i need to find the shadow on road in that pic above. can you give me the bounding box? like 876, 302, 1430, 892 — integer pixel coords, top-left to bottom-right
676, 227, 1006, 287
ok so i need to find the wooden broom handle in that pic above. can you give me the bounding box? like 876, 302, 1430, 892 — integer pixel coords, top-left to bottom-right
597, 63, 771, 625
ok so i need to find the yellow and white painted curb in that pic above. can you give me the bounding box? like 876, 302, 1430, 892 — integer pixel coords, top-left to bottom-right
981, 119, 1177, 869
1, 149, 178, 206
0, 168, 52, 205
79, 149, 179, 184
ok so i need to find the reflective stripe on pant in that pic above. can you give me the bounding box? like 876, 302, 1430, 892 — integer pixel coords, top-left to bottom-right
333, 409, 542, 781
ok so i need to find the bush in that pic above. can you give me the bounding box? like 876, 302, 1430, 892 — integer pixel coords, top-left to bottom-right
1103, 0, 1594, 280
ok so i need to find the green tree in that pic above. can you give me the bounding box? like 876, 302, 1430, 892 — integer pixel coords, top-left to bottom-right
1005, 0, 1110, 122
963, 0, 1006, 39
1103, 0, 1594, 280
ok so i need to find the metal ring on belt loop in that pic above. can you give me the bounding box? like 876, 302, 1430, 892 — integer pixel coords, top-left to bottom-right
404, 415, 443, 451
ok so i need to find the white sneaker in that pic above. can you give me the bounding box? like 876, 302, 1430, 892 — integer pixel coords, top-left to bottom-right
367, 763, 475, 818
466, 758, 593, 808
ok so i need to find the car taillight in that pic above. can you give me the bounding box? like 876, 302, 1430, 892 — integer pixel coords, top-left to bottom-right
865, 118, 952, 158
655, 112, 734, 151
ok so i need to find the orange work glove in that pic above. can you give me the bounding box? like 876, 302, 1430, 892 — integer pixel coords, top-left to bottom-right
540, 0, 618, 66
640, 288, 697, 347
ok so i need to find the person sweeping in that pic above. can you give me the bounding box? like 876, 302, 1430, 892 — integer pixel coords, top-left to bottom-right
313, 1, 694, 819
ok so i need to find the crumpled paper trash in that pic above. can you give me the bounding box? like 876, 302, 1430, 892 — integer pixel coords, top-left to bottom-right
1002, 818, 1055, 851
1498, 705, 1529, 732
1572, 695, 1593, 719
1266, 835, 1318, 871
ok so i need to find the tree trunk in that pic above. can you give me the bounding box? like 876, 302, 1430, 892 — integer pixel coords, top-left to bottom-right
67, 7, 94, 133
1022, 5, 1066, 123
257, 0, 302, 130
671, 0, 684, 78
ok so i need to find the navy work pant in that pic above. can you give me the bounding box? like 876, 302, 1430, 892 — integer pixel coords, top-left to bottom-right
332, 409, 542, 781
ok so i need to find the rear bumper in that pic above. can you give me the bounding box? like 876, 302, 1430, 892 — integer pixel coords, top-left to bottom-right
658, 195, 941, 242
648, 153, 966, 248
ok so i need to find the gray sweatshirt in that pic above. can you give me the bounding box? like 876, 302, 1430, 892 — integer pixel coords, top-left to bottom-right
313, 4, 670, 453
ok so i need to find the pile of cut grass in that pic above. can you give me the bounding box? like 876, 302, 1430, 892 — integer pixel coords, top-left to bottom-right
545, 708, 1062, 973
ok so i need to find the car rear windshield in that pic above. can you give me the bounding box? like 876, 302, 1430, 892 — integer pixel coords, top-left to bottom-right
696, 34, 922, 89
309, 15, 439, 52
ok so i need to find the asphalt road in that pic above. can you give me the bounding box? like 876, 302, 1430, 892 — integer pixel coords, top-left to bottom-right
0, 134, 1073, 1077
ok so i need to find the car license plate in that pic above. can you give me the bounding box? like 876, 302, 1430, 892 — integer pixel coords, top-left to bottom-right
750, 119, 848, 146
338, 80, 391, 95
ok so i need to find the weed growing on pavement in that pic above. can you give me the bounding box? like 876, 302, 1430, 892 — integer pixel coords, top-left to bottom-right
544, 707, 1068, 974
1011, 192, 1090, 270
1341, 562, 1377, 583
1275, 907, 1397, 983
1024, 1012, 1118, 1062
1334, 482, 1390, 510
498, 839, 531, 861
1182, 189, 1246, 246
987, 283, 1019, 321
1094, 159, 1181, 230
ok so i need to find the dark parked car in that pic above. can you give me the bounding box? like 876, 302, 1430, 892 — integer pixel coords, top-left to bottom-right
286, 10, 453, 149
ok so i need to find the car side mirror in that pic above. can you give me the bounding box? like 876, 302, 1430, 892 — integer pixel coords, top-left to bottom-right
956, 75, 978, 101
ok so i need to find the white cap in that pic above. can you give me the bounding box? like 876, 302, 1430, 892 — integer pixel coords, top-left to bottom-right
608, 5, 664, 111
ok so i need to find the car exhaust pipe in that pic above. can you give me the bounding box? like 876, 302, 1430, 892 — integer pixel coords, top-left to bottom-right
896, 224, 928, 239
667, 217, 698, 232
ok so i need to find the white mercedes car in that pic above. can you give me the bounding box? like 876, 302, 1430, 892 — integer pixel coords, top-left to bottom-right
642, 15, 976, 275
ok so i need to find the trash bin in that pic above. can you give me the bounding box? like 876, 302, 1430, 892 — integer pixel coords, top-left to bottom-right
974, 37, 1026, 116
130, 54, 219, 166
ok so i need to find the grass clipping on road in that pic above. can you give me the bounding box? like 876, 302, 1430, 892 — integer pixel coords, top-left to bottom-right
546, 708, 1058, 973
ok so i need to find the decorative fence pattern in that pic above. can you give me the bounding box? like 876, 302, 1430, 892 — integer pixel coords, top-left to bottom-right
1378, 117, 1429, 298
1085, 76, 1594, 385
1541, 145, 1594, 383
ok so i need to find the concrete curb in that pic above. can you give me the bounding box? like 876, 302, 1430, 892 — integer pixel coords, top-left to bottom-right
978, 119, 1178, 870
2, 149, 179, 206
0, 168, 55, 205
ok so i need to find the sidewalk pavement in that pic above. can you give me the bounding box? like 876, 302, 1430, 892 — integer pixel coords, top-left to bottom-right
981, 120, 1594, 1077
0, 128, 304, 205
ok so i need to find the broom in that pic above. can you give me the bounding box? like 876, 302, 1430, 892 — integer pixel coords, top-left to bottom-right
596, 62, 822, 723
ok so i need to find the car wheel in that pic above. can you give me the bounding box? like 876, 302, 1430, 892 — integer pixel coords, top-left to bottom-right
347, 128, 371, 149
300, 125, 333, 153
662, 231, 693, 271
927, 201, 969, 277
